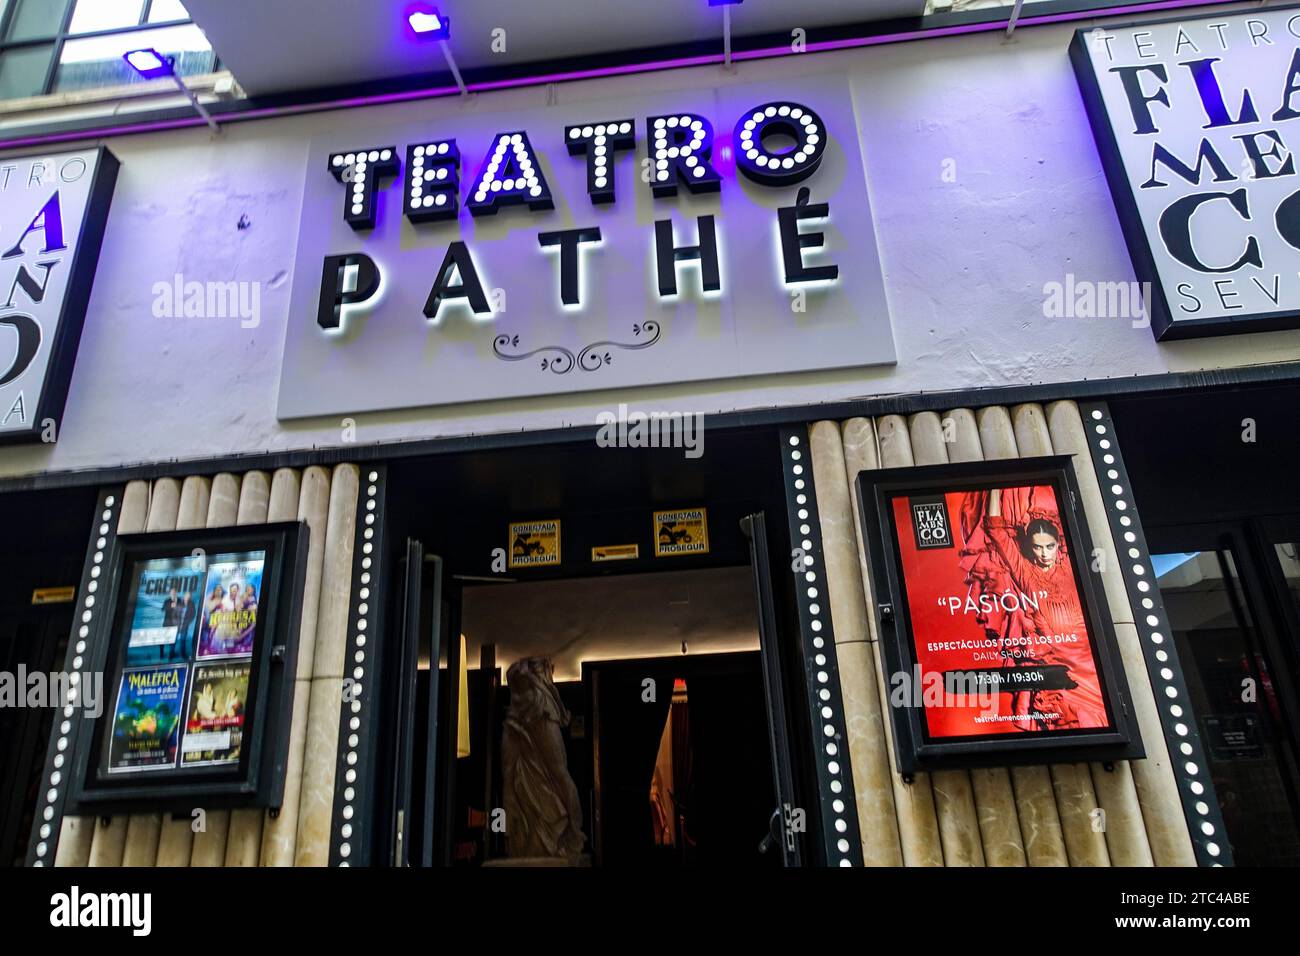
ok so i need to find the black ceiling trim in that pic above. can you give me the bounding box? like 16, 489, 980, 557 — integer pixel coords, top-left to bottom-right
2, 359, 1296, 495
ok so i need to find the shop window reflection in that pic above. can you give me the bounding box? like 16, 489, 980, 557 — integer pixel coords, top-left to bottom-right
1154, 551, 1300, 866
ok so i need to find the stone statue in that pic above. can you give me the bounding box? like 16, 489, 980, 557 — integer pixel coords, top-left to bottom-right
500, 657, 585, 861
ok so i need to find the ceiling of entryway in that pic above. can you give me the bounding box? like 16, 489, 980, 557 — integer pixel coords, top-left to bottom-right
183, 0, 927, 96
457, 567, 760, 683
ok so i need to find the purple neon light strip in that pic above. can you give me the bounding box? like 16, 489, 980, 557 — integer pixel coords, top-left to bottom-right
0, 0, 1218, 150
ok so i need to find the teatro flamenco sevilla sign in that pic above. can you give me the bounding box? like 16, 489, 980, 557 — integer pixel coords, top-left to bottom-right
1073, 6, 1300, 339
0, 148, 118, 444
277, 77, 894, 419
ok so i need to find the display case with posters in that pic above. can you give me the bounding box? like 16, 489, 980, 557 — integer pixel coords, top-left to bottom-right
856, 458, 1142, 774
67, 522, 309, 813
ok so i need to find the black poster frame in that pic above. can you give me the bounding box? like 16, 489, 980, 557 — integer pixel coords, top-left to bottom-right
65, 521, 309, 814
856, 456, 1143, 774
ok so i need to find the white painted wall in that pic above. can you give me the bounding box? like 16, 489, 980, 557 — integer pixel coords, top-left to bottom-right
1, 6, 1295, 479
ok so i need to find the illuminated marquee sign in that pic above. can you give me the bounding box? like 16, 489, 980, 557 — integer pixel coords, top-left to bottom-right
1072, 7, 1300, 339
277, 78, 894, 419
0, 148, 119, 444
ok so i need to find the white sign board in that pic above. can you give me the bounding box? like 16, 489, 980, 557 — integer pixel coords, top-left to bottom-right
276, 77, 894, 419
0, 148, 118, 443
1073, 8, 1300, 338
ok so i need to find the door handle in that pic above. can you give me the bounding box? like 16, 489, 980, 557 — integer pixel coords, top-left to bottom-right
758, 807, 781, 854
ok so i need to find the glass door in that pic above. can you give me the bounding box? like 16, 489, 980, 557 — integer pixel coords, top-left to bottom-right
1150, 522, 1300, 866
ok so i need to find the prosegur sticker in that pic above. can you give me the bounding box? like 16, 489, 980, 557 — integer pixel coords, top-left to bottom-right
653, 508, 709, 557
509, 520, 561, 567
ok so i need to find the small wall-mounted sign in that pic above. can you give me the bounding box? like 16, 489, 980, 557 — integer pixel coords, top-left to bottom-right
31, 586, 76, 605
654, 508, 709, 557
509, 519, 561, 567
592, 543, 639, 562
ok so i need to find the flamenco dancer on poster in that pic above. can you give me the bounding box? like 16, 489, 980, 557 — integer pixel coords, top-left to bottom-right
958, 487, 1105, 731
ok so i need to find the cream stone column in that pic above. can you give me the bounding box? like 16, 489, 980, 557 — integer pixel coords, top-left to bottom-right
1038, 402, 1152, 866
943, 408, 1027, 867
977, 407, 1070, 867
261, 467, 330, 867
154, 476, 213, 867
60, 480, 152, 868
1011, 403, 1110, 867
843, 415, 943, 866
118, 477, 182, 867
907, 412, 985, 867
809, 421, 903, 866
222, 470, 274, 866
188, 472, 243, 867
1046, 400, 1191, 866
294, 464, 359, 866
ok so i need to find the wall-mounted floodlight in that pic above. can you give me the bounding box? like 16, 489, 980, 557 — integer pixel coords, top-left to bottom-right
407, 7, 451, 40
408, 6, 467, 96
710, 0, 743, 68
123, 47, 221, 134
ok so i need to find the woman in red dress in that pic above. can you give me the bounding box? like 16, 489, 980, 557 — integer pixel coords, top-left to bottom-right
984, 487, 1106, 730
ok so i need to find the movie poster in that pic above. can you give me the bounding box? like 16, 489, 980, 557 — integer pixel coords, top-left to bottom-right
196, 552, 265, 659
180, 661, 250, 766
124, 558, 204, 665
106, 665, 187, 773
890, 483, 1111, 740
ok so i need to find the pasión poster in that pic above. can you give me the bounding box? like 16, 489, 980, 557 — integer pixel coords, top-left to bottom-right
105, 665, 187, 773
124, 558, 204, 666
181, 661, 250, 767
197, 553, 265, 659
890, 482, 1112, 740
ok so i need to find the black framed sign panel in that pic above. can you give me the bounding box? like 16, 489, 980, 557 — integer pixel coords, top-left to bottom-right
1070, 6, 1300, 340
66, 522, 309, 814
0, 147, 120, 444
856, 456, 1142, 774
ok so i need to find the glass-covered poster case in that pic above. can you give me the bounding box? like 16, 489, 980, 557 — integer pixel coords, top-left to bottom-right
68, 523, 308, 812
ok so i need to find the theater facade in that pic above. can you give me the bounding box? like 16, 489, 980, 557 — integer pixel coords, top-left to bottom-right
2, 1, 1299, 869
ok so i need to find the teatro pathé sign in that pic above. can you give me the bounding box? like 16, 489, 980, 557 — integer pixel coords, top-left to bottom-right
0, 148, 118, 444
277, 77, 894, 419
1073, 7, 1300, 339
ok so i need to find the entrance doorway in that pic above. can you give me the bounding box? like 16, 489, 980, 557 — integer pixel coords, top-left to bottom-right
427, 570, 780, 867
375, 429, 813, 867
1114, 385, 1300, 866
0, 485, 99, 866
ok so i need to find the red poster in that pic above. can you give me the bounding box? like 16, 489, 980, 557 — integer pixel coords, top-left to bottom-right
891, 483, 1111, 740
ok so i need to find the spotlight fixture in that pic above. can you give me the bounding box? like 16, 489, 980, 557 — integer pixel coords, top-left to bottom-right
407, 7, 451, 40
123, 47, 220, 134
407, 5, 466, 95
